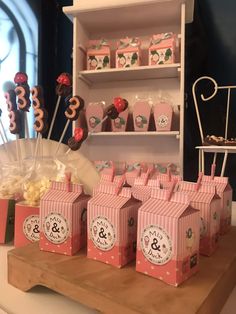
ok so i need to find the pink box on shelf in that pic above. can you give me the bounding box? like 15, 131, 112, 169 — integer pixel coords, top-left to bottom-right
149, 32, 177, 65
116, 37, 141, 68
0, 198, 15, 244
87, 176, 141, 268
14, 202, 40, 248
133, 101, 151, 132
87, 39, 110, 70
86, 102, 105, 132
111, 108, 129, 132
177, 181, 221, 256
136, 189, 200, 287
40, 180, 90, 256
154, 102, 173, 131
202, 175, 232, 235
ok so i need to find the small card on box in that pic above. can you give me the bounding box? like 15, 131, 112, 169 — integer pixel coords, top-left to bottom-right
86, 102, 105, 132
87, 175, 141, 268
154, 102, 173, 131
87, 39, 110, 70
149, 32, 177, 65
0, 198, 15, 244
40, 181, 90, 256
136, 189, 200, 287
116, 37, 141, 68
14, 202, 40, 248
177, 182, 221, 256
133, 101, 151, 132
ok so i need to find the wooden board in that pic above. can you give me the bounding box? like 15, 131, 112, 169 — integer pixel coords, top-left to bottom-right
8, 227, 236, 314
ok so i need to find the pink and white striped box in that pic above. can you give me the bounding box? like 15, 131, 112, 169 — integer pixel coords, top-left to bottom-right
87, 176, 141, 268
40, 181, 90, 256
132, 171, 160, 203
202, 175, 232, 235
177, 181, 221, 256
0, 198, 15, 244
136, 189, 200, 287
14, 202, 40, 248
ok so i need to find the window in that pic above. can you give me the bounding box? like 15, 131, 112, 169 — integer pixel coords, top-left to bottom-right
0, 0, 38, 140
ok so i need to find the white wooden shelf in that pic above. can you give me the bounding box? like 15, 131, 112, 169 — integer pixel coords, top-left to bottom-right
90, 131, 180, 137
79, 64, 181, 84
63, 0, 194, 33
196, 146, 236, 153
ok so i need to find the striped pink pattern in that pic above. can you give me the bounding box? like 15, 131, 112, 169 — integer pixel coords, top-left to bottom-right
89, 193, 130, 212
137, 200, 198, 260
51, 181, 82, 193
100, 173, 113, 182
177, 181, 196, 192
134, 177, 146, 186
119, 187, 131, 198
132, 185, 152, 202
140, 196, 189, 218
40, 181, 89, 255
98, 183, 118, 195
147, 179, 160, 188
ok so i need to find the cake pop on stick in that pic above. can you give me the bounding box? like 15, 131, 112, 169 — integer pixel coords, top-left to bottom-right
65, 97, 129, 155
67, 127, 88, 151
54, 95, 84, 156
31, 86, 48, 166
47, 73, 72, 139
89, 97, 128, 134
14, 72, 31, 138
0, 108, 9, 143
5, 89, 22, 164
0, 108, 12, 160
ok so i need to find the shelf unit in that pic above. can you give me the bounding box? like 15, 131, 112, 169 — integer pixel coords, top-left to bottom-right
63, 0, 194, 176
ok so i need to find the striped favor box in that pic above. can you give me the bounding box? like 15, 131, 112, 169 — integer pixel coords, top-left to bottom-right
87, 176, 141, 268
40, 181, 90, 256
202, 175, 232, 235
14, 202, 39, 248
177, 181, 221, 256
136, 189, 200, 286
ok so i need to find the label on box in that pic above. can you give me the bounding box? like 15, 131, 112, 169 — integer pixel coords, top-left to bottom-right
157, 115, 169, 128
117, 52, 139, 68
141, 225, 172, 265
90, 216, 116, 251
23, 215, 40, 242
87, 55, 110, 70
43, 213, 69, 244
88, 116, 101, 128
135, 115, 148, 128
149, 48, 173, 65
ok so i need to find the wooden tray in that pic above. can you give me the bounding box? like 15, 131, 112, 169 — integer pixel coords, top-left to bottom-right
8, 227, 236, 314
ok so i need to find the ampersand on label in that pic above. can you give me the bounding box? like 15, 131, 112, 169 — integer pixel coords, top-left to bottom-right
151, 238, 161, 251
52, 223, 60, 233
33, 224, 40, 233
99, 227, 107, 239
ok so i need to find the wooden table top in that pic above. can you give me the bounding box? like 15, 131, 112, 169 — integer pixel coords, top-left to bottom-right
8, 227, 236, 314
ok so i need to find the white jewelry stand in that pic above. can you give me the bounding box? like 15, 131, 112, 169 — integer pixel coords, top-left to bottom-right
192, 76, 236, 176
